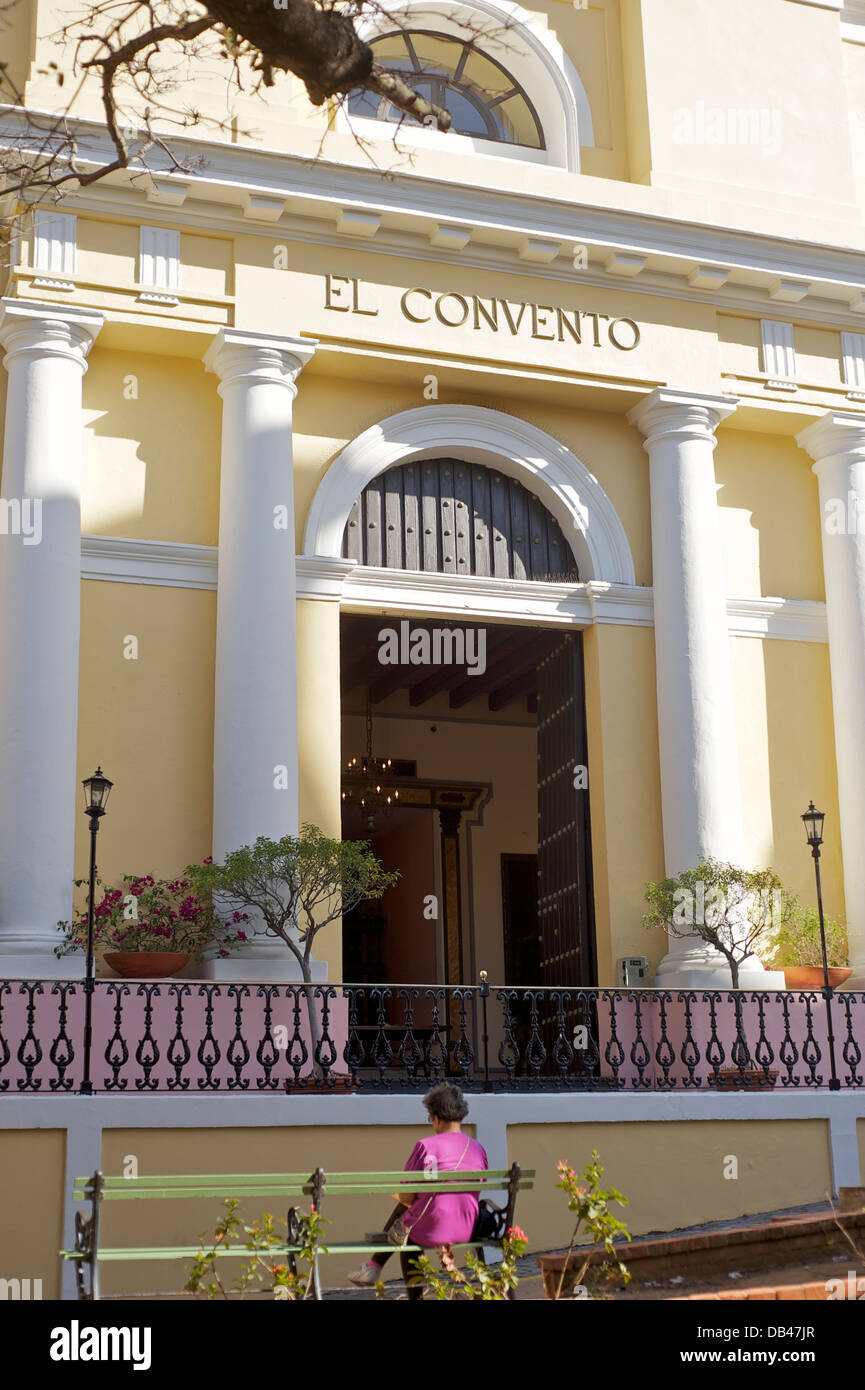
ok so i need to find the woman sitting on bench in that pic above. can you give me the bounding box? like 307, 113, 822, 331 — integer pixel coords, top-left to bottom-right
348, 1082, 488, 1298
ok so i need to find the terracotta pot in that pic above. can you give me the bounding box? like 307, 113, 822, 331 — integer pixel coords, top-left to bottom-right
713, 1069, 778, 1091
284, 1074, 357, 1094
103, 951, 191, 979
783, 966, 853, 990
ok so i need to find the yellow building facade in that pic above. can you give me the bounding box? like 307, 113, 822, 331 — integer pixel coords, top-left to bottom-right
3, 0, 865, 1295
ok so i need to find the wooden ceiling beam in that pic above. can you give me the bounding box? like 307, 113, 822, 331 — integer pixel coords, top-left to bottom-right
489, 669, 537, 711
449, 635, 539, 708
368, 664, 413, 703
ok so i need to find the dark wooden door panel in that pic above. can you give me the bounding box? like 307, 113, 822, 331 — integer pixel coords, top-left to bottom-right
536, 632, 596, 987
343, 458, 580, 581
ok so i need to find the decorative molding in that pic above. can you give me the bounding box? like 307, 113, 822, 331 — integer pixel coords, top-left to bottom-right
336, 209, 380, 237
79, 536, 829, 640
296, 555, 356, 600
688, 265, 728, 291
430, 224, 471, 251
605, 251, 646, 278
769, 278, 811, 304
31, 277, 75, 292
761, 319, 797, 389
242, 193, 285, 222
841, 331, 865, 390
137, 290, 179, 306
725, 595, 829, 642
13, 109, 865, 328
81, 534, 218, 588
147, 179, 189, 207
302, 404, 637, 585
32, 209, 76, 288
518, 238, 561, 263
139, 224, 180, 292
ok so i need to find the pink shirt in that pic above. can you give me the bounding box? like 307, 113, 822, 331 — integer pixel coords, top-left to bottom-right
402, 1131, 489, 1247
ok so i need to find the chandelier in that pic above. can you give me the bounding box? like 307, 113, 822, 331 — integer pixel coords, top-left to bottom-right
342, 706, 399, 831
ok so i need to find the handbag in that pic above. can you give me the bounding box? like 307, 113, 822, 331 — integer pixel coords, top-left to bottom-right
472, 1197, 507, 1243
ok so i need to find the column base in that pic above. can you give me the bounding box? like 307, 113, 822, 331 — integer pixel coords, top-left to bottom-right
201, 946, 328, 984
652, 947, 786, 990
0, 946, 85, 981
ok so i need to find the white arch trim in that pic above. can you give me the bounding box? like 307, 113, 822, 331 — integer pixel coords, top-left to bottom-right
347, 0, 594, 172
302, 404, 635, 585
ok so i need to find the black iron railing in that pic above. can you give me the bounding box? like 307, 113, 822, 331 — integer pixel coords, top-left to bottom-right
0, 980, 863, 1093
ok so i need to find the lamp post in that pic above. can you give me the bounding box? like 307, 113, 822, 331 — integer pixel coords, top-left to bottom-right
801, 801, 841, 1092
80, 767, 113, 1097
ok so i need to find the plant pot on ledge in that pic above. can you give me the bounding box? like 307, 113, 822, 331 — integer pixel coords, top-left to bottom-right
284, 1074, 357, 1095
712, 1069, 779, 1091
103, 951, 191, 979
783, 966, 852, 990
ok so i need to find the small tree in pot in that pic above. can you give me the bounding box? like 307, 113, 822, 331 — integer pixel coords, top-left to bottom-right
643, 858, 782, 990
186, 825, 399, 1072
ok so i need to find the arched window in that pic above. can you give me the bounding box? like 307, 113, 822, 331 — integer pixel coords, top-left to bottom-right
348, 30, 545, 150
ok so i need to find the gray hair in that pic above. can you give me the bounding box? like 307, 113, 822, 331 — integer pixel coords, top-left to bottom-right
423, 1083, 469, 1123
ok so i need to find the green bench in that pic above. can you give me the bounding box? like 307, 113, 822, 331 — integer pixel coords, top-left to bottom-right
63, 1163, 534, 1301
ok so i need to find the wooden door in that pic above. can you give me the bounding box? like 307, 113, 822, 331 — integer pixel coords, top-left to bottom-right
536, 632, 596, 986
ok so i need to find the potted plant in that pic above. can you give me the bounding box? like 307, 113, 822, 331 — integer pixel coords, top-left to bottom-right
644, 859, 785, 1088
186, 825, 398, 1075
56, 869, 248, 978
643, 858, 782, 990
768, 900, 851, 990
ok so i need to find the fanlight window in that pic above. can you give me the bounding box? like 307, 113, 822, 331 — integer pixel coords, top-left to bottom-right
348, 30, 545, 149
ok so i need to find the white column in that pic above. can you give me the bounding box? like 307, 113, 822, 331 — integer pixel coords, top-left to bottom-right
0, 300, 103, 978
628, 388, 782, 987
204, 328, 320, 981
797, 411, 865, 988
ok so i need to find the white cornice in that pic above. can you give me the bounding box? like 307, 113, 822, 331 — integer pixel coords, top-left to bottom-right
80, 534, 828, 640
725, 595, 829, 642
81, 534, 218, 588
6, 108, 865, 327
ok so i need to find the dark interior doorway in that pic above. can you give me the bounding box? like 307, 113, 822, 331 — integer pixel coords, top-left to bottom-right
501, 853, 540, 985
339, 614, 597, 991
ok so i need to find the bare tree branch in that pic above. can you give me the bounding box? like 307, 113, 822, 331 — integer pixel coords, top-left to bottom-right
0, 0, 460, 209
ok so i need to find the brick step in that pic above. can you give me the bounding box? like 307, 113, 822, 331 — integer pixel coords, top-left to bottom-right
674, 1278, 859, 1301
537, 1200, 865, 1299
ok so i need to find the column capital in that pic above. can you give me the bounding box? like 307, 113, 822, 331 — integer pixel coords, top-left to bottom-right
627, 387, 739, 449
204, 327, 318, 395
796, 410, 865, 466
0, 298, 103, 370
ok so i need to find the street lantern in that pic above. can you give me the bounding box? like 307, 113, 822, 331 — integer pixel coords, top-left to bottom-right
801, 801, 825, 849
800, 800, 840, 1092
83, 766, 113, 817
80, 766, 113, 1096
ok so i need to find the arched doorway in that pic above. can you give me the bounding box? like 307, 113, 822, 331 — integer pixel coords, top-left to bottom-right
301, 405, 635, 995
